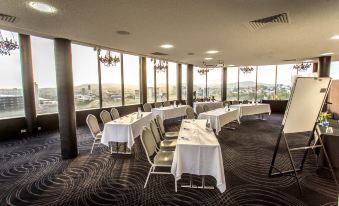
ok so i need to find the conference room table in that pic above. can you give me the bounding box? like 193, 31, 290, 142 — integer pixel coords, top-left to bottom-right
229, 103, 271, 122
101, 112, 152, 152
171, 119, 226, 193
151, 105, 189, 120
198, 108, 240, 135
193, 101, 224, 112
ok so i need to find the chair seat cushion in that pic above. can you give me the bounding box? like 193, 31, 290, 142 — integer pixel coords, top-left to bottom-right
95, 132, 102, 139
154, 151, 174, 166
160, 139, 177, 149
165, 131, 179, 139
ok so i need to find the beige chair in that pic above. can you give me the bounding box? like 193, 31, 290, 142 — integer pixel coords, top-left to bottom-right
141, 127, 174, 189
186, 107, 195, 119
223, 100, 231, 107
155, 115, 178, 140
150, 119, 176, 151
203, 104, 210, 112
100, 110, 112, 124
110, 108, 120, 120
232, 100, 240, 105
154, 102, 163, 108
242, 100, 249, 104
86, 114, 103, 154
196, 105, 204, 116
143, 103, 152, 112
163, 101, 171, 107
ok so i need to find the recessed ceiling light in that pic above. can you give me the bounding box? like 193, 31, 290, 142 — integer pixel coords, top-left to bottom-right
116, 30, 130, 35
227, 64, 236, 67
206, 50, 219, 54
320, 52, 334, 56
204, 57, 213, 60
330, 35, 339, 40
160, 44, 174, 49
28, 1, 57, 13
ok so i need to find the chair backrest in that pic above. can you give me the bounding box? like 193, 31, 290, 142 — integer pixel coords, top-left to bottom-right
186, 107, 195, 119
242, 100, 249, 104
100, 110, 112, 124
196, 105, 204, 115
223, 100, 231, 107
155, 115, 166, 135
232, 100, 240, 105
86, 114, 101, 138
163, 101, 171, 107
183, 100, 187, 105
141, 127, 157, 159
203, 104, 210, 112
154, 102, 162, 108
110, 108, 120, 120
150, 119, 162, 144
143, 103, 152, 112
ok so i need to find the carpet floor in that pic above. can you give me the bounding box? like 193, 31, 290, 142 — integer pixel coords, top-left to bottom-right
0, 114, 337, 206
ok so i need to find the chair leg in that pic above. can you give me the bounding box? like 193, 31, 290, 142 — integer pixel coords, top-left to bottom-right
144, 166, 153, 188
110, 142, 113, 154
175, 177, 177, 192
90, 141, 95, 154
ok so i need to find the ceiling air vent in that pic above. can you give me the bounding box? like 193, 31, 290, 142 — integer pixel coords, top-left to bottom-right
0, 13, 16, 23
249, 13, 289, 31
150, 52, 168, 56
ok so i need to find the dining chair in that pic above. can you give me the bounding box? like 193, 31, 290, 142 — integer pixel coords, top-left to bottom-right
141, 127, 174, 189
154, 102, 163, 108
100, 110, 112, 124
150, 119, 176, 151
195, 105, 204, 116
155, 115, 178, 140
86, 114, 103, 154
232, 100, 240, 105
110, 108, 120, 120
163, 101, 171, 107
223, 100, 231, 107
143, 103, 152, 112
185, 107, 195, 119
242, 100, 249, 104
203, 104, 210, 112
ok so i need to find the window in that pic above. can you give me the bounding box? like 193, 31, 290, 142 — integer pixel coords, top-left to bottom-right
257, 65, 276, 100
276, 64, 296, 100
181, 64, 187, 100
0, 30, 24, 119
207, 68, 222, 101
239, 67, 256, 101
193, 67, 206, 99
156, 65, 167, 102
31, 36, 58, 114
101, 50, 122, 107
168, 62, 177, 101
227, 67, 238, 101
123, 54, 140, 105
146, 58, 155, 103
330, 61, 339, 80
72, 44, 100, 110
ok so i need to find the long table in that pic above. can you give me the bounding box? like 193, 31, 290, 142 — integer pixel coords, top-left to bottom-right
171, 119, 226, 193
151, 105, 189, 120
229, 103, 271, 119
198, 108, 240, 135
101, 112, 152, 150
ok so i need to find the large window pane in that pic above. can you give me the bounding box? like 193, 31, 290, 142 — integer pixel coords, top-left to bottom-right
330, 61, 339, 80
181, 64, 187, 100
168, 62, 177, 101
72, 44, 100, 110
239, 67, 256, 101
207, 68, 222, 101
31, 36, 58, 114
123, 54, 140, 105
227, 67, 238, 101
257, 65, 276, 100
156, 64, 167, 102
276, 64, 296, 100
193, 67, 206, 99
0, 30, 24, 118
146, 58, 155, 103
101, 50, 122, 107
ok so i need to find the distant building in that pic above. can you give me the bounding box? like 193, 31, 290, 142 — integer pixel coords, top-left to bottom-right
0, 95, 24, 111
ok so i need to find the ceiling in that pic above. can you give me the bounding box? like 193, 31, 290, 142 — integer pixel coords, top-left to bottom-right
1, 0, 339, 67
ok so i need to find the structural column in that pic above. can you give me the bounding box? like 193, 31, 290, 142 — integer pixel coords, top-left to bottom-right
187, 64, 194, 107
319, 56, 331, 77
222, 67, 227, 101
19, 34, 37, 135
54, 38, 78, 159
313, 62, 318, 74
140, 57, 147, 104
177, 64, 182, 101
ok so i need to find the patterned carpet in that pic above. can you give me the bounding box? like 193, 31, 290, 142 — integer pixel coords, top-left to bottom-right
0, 114, 337, 206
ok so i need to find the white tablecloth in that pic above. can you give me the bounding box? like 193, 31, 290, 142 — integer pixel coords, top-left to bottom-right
193, 102, 224, 112
101, 112, 152, 149
151, 105, 189, 120
229, 103, 271, 117
198, 108, 240, 135
171, 119, 226, 193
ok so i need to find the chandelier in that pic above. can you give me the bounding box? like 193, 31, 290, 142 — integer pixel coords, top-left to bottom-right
293, 62, 311, 72
0, 30, 19, 56
240, 66, 255, 74
198, 67, 210, 75
151, 58, 168, 73
98, 49, 120, 67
